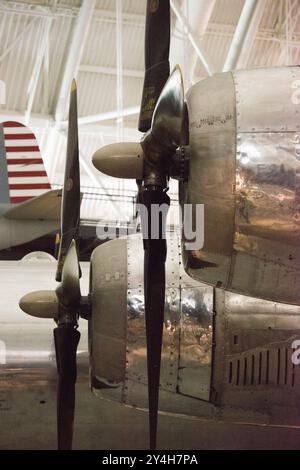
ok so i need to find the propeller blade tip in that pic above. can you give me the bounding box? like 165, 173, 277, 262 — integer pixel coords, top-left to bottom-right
71, 79, 77, 91
174, 64, 182, 79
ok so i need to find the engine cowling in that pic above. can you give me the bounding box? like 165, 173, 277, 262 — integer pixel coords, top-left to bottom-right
182, 66, 300, 305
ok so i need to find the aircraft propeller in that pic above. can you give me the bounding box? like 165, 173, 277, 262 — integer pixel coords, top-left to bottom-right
20, 80, 85, 450
93, 0, 186, 449
20, 0, 187, 451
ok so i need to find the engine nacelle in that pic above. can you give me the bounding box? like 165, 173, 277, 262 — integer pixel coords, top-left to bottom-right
89, 234, 214, 415
182, 66, 300, 305
89, 235, 300, 426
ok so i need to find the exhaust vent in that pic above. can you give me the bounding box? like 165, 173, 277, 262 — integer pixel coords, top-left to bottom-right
228, 347, 296, 387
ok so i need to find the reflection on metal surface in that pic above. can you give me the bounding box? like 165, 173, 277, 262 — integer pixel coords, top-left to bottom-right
125, 234, 182, 402
90, 234, 214, 410
125, 234, 213, 404
184, 66, 300, 305
90, 235, 300, 427
179, 287, 213, 400
235, 133, 300, 248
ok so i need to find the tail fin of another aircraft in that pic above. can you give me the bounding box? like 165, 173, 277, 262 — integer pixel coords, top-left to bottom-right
0, 121, 51, 204
5, 189, 62, 220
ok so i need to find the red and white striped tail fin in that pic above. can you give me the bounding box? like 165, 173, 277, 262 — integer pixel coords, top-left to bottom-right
1, 121, 51, 204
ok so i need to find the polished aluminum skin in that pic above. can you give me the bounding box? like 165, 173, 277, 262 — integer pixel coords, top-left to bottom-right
183, 66, 300, 305
90, 234, 300, 428
90, 234, 214, 412
2, 239, 300, 449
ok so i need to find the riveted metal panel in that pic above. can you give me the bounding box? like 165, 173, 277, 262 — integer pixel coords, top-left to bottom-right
90, 233, 214, 411
124, 234, 181, 407
233, 67, 300, 133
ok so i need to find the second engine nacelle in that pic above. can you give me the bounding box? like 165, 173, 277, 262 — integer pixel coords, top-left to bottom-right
89, 235, 214, 415
89, 235, 300, 427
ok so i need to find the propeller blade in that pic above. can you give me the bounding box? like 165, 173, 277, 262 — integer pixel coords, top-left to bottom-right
59, 239, 81, 306
138, 0, 171, 132
53, 83, 82, 451
19, 81, 83, 452
139, 67, 184, 450
56, 79, 80, 282
54, 325, 80, 450
151, 65, 185, 150
140, 187, 170, 450
141, 66, 185, 165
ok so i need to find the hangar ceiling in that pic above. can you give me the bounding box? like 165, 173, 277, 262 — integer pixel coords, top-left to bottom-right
0, 0, 299, 222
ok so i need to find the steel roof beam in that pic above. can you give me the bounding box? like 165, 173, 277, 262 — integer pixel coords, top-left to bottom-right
170, 0, 214, 76
223, 0, 259, 72
54, 0, 96, 124
79, 64, 144, 79
25, 17, 52, 124
62, 106, 140, 127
